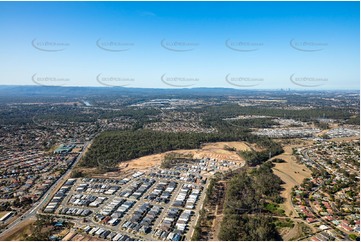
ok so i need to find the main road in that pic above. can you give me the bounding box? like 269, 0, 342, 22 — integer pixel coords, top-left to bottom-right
0, 140, 92, 240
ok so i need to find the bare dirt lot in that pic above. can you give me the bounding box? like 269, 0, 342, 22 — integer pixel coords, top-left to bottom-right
116, 141, 251, 174
0, 217, 36, 241
201, 141, 251, 151
330, 135, 359, 142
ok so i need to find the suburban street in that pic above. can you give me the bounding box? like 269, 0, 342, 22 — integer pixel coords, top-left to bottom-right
0, 141, 92, 240
300, 148, 350, 240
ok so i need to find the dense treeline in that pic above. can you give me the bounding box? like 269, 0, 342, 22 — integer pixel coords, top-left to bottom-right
219, 214, 279, 241
225, 118, 278, 128
198, 104, 354, 122
238, 140, 284, 166
346, 115, 360, 125
236, 106, 353, 120
81, 126, 282, 170
222, 163, 284, 215
218, 162, 284, 241
313, 120, 329, 129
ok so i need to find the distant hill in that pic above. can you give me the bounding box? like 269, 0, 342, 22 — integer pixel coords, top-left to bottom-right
0, 85, 255, 97
0, 85, 358, 98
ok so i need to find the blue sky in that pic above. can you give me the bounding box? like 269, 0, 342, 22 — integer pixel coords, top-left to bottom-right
0, 1, 359, 89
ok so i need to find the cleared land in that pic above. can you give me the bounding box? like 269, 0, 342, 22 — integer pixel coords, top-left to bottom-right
114, 141, 251, 175
330, 135, 359, 142
271, 144, 311, 218
0, 217, 36, 241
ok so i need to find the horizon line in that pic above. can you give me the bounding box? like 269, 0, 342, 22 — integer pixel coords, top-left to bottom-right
0, 84, 359, 92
